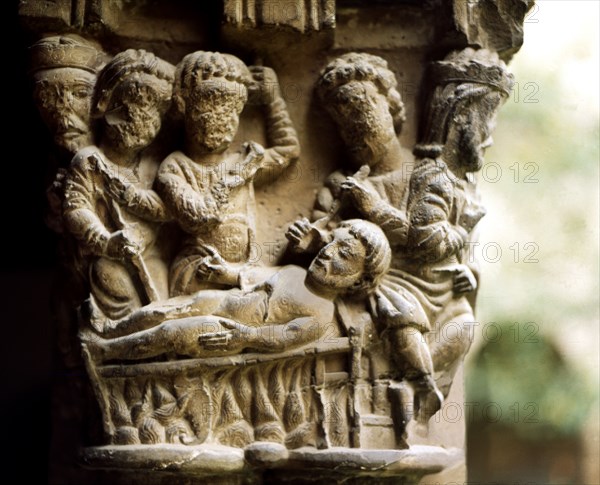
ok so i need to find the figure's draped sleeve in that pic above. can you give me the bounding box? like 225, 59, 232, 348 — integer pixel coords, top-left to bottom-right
407, 159, 467, 263
120, 184, 170, 222
364, 196, 409, 248
157, 153, 221, 234
63, 154, 109, 256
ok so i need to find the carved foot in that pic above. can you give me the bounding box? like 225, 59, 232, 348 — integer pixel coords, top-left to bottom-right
413, 375, 444, 425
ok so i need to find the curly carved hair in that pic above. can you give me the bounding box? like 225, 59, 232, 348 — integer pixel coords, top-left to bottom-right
317, 53, 406, 131
93, 49, 175, 118
173, 51, 251, 115
340, 219, 392, 296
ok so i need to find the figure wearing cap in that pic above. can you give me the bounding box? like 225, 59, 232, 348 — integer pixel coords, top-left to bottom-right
157, 52, 300, 296
63, 49, 175, 322
375, 47, 514, 420
30, 35, 108, 234
31, 34, 107, 156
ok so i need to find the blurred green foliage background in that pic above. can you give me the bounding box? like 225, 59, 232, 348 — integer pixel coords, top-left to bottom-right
466, 2, 599, 483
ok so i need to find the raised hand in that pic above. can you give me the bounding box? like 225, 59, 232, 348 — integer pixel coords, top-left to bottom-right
248, 66, 280, 105
340, 175, 378, 214
285, 217, 314, 248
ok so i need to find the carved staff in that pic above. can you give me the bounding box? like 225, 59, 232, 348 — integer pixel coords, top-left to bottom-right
88, 153, 160, 304
111, 201, 160, 304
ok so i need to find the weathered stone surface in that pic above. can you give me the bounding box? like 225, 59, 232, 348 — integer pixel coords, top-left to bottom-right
20, 1, 532, 483
452, 0, 535, 61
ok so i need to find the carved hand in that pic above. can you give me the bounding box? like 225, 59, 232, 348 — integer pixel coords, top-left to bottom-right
196, 245, 239, 285
248, 66, 280, 105
341, 176, 378, 214
229, 142, 266, 187
453, 265, 478, 295
106, 176, 133, 205
105, 229, 141, 260
286, 217, 318, 252
197, 319, 251, 353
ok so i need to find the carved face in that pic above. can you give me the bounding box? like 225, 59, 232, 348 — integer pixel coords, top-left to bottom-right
307, 227, 367, 295
102, 74, 167, 152
33, 67, 95, 154
444, 91, 503, 172
185, 81, 246, 155
329, 81, 396, 168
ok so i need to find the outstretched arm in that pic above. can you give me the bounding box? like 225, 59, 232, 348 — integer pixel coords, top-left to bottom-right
340, 166, 409, 247
248, 66, 300, 187
84, 315, 229, 362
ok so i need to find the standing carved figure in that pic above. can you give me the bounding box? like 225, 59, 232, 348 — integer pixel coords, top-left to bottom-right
157, 52, 300, 296
63, 49, 175, 322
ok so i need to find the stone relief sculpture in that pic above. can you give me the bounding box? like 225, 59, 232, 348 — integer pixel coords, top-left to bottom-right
157, 51, 300, 296
64, 49, 175, 320
31, 34, 106, 157
85, 219, 388, 356
30, 34, 107, 233
24, 1, 529, 481
409, 47, 514, 402
289, 49, 513, 427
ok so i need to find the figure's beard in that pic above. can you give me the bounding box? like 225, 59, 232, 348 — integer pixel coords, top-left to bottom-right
55, 131, 91, 154
458, 132, 485, 172
105, 110, 159, 151
345, 124, 395, 168
191, 120, 235, 153
53, 114, 91, 154
198, 134, 233, 153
